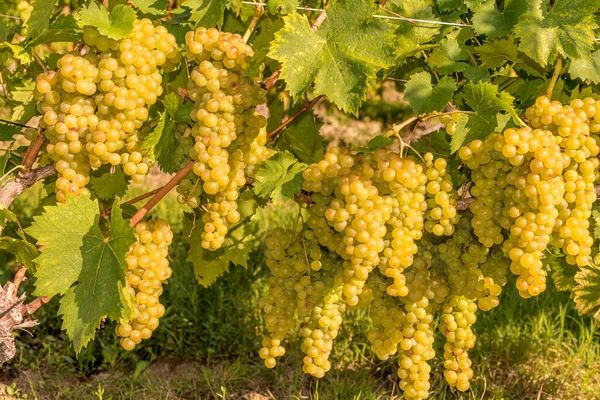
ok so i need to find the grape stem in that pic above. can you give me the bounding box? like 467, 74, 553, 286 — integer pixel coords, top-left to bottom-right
267, 95, 325, 140
123, 188, 161, 206
243, 4, 264, 43
129, 161, 194, 227
546, 57, 562, 98
386, 110, 474, 138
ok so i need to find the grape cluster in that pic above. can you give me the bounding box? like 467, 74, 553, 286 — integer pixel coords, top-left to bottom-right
34, 19, 179, 202
459, 125, 570, 297
440, 296, 477, 392
182, 27, 274, 250
116, 219, 173, 350
259, 227, 344, 375
526, 96, 600, 267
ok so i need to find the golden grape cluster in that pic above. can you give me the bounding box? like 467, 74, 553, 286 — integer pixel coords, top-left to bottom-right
258, 146, 510, 398
458, 95, 599, 298
34, 19, 179, 202
179, 27, 274, 250
116, 219, 173, 351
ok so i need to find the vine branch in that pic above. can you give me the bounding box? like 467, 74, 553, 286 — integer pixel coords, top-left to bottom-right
267, 95, 325, 140
129, 161, 194, 226
21, 133, 46, 170
0, 164, 55, 209
243, 4, 264, 43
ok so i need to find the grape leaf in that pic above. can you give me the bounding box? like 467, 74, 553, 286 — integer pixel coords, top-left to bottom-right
573, 263, 600, 322
474, 37, 522, 68
27, 14, 81, 47
267, 0, 298, 14
450, 82, 517, 153
173, 0, 226, 28
26, 197, 135, 352
142, 112, 178, 173
130, 0, 167, 15
356, 136, 393, 153
514, 0, 598, 67
545, 251, 577, 291
247, 15, 283, 76
269, 0, 396, 115
465, 0, 485, 9
253, 151, 306, 204
404, 72, 456, 115
187, 221, 254, 287
163, 93, 194, 123
463, 67, 491, 82
388, 0, 440, 60
24, 0, 56, 41
76, 2, 136, 40
569, 50, 600, 84
1, 43, 33, 65
411, 129, 451, 156
275, 106, 324, 164
0, 235, 38, 272
90, 167, 129, 200
0, 124, 20, 141
427, 37, 469, 75
437, 0, 463, 12
472, 0, 527, 39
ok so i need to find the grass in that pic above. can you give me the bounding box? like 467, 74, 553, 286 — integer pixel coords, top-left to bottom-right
0, 186, 598, 399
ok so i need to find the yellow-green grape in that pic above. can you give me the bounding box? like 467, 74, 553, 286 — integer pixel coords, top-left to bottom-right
423, 153, 458, 236
116, 219, 173, 351
440, 296, 477, 393
185, 27, 272, 250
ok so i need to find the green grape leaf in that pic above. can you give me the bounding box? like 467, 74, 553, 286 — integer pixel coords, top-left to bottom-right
269, 0, 396, 115
275, 107, 324, 164
187, 221, 254, 287
0, 235, 38, 272
163, 92, 194, 123
404, 72, 456, 115
142, 112, 178, 173
76, 2, 136, 40
545, 251, 577, 291
465, 0, 485, 9
0, 124, 20, 141
573, 263, 600, 322
26, 197, 135, 352
24, 0, 56, 41
27, 14, 81, 47
463, 67, 491, 82
472, 0, 527, 39
390, 0, 440, 61
267, 0, 298, 14
253, 151, 306, 204
569, 50, 600, 84
437, 0, 463, 12
593, 206, 600, 240
411, 129, 451, 156
130, 0, 167, 15
0, 150, 10, 176
247, 15, 283, 76
356, 136, 393, 153
11, 82, 37, 125
173, 0, 227, 28
427, 37, 469, 75
90, 168, 129, 200
450, 82, 517, 152
1, 43, 34, 65
514, 0, 598, 67
570, 86, 600, 102
474, 37, 522, 68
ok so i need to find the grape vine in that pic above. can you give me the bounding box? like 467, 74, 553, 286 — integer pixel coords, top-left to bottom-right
1, 1, 600, 399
